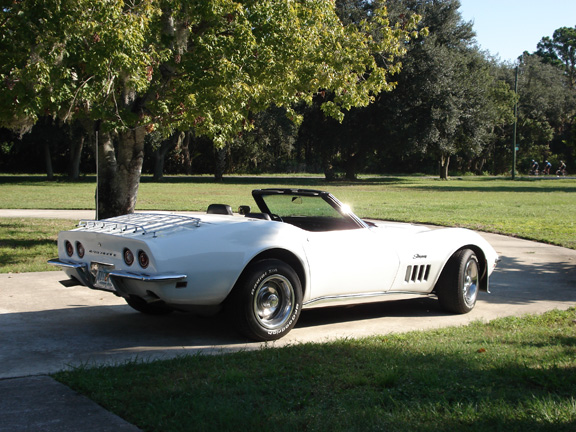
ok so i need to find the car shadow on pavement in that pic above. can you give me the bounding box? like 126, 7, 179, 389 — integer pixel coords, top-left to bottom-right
483, 254, 576, 305
3, 248, 576, 378
1, 294, 451, 378
297, 296, 445, 328
0, 304, 250, 378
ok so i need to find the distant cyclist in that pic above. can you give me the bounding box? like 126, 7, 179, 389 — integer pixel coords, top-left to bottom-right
543, 160, 552, 175
530, 160, 539, 175
557, 161, 566, 177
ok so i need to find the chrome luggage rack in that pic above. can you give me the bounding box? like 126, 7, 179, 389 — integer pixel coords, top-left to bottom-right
79, 213, 201, 237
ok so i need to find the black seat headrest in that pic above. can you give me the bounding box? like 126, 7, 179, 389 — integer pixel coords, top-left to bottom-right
207, 204, 233, 215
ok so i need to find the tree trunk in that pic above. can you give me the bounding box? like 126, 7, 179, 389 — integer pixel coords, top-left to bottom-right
181, 131, 193, 175
44, 141, 54, 180
97, 127, 146, 219
322, 149, 336, 181
68, 134, 84, 180
323, 162, 336, 181
153, 131, 185, 181
345, 151, 358, 181
473, 157, 485, 175
214, 144, 227, 182
439, 154, 450, 180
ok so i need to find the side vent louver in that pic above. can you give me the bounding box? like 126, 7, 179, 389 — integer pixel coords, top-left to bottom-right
404, 265, 431, 283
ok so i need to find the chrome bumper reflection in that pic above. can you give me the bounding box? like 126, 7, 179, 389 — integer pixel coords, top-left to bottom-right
48, 258, 187, 293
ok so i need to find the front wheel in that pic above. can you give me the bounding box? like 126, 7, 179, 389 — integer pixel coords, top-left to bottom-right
436, 249, 480, 314
228, 259, 302, 341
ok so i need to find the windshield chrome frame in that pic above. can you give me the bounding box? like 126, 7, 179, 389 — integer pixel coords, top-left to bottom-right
252, 189, 368, 229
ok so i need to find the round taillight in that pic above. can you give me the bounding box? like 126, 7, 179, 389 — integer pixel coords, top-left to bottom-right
76, 242, 85, 258
138, 250, 149, 269
65, 240, 74, 257
123, 248, 134, 266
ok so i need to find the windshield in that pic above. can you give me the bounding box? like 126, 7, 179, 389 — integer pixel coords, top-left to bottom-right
252, 189, 366, 232
261, 194, 344, 219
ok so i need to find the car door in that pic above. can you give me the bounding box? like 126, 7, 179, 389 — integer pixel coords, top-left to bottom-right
303, 227, 400, 301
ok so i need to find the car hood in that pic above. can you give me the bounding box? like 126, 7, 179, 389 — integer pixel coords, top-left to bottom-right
369, 220, 433, 235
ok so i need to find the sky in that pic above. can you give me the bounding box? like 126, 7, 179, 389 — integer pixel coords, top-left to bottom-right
458, 0, 576, 63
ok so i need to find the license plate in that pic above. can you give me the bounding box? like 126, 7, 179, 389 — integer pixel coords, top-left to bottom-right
91, 263, 115, 291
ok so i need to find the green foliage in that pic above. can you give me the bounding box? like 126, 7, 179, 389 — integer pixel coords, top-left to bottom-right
1, 1, 573, 185
0, 0, 161, 132
536, 26, 576, 89
514, 54, 575, 160
378, 0, 515, 169
54, 308, 576, 431
0, 0, 423, 145
154, 0, 423, 145
1, 0, 424, 217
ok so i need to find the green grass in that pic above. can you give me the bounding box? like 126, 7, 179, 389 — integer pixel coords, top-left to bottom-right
1, 176, 575, 272
54, 308, 576, 432
0, 218, 77, 273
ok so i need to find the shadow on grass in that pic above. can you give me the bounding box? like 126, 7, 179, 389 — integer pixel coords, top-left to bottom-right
138, 175, 416, 187
2, 173, 573, 191
409, 184, 576, 193
50, 310, 576, 432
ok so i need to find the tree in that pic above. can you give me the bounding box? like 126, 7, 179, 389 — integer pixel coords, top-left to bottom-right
150, 131, 185, 181
228, 106, 299, 173
371, 0, 514, 179
535, 27, 576, 168
1, 0, 162, 215
1, 0, 422, 218
536, 26, 576, 90
511, 54, 575, 167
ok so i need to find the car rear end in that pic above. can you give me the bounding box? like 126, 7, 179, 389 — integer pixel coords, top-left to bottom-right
49, 214, 197, 300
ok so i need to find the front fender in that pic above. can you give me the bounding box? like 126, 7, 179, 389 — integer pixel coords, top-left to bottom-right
395, 227, 498, 292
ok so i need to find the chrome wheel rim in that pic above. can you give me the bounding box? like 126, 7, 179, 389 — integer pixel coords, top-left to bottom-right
253, 275, 294, 330
463, 258, 479, 308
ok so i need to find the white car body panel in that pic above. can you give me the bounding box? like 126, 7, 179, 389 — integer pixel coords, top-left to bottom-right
302, 228, 400, 301
50, 189, 498, 327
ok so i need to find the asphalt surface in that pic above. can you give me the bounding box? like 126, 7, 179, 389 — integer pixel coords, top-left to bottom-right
1, 210, 576, 431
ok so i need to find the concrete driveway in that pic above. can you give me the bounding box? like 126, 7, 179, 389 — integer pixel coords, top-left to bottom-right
2, 227, 575, 379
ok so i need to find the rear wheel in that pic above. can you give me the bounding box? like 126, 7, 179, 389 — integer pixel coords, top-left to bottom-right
228, 259, 302, 341
125, 296, 173, 315
436, 249, 480, 314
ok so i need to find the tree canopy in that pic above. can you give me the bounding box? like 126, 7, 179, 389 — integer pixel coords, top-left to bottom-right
0, 0, 574, 195
536, 26, 576, 90
1, 0, 422, 141
1, 0, 423, 217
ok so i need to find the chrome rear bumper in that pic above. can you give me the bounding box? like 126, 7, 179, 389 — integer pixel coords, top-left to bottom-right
48, 258, 187, 294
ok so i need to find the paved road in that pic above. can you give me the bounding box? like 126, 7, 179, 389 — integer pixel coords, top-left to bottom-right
2, 223, 575, 379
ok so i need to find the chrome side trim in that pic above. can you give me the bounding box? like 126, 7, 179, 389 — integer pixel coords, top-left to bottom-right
48, 258, 84, 270
303, 290, 432, 308
108, 270, 187, 282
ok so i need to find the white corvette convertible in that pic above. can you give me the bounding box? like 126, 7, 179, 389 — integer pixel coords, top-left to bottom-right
50, 188, 498, 341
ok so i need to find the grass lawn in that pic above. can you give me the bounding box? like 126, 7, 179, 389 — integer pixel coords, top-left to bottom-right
2, 174, 575, 430
0, 174, 575, 273
54, 309, 576, 432
0, 218, 77, 273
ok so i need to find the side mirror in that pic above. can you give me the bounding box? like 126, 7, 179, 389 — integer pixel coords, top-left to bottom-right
238, 205, 251, 215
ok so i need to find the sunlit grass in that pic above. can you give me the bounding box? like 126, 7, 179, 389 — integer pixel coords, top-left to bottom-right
0, 175, 575, 273
54, 308, 576, 432
0, 218, 77, 273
